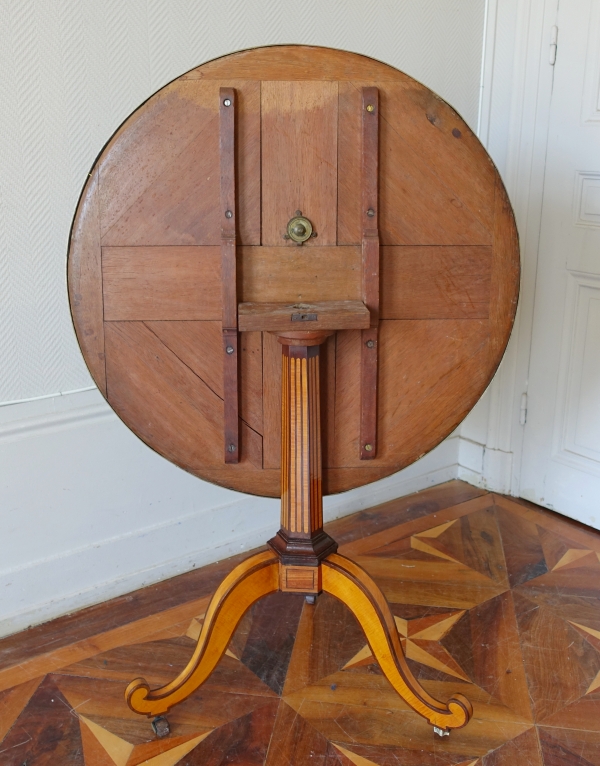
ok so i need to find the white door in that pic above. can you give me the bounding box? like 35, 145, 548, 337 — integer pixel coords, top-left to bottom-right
520, 0, 600, 527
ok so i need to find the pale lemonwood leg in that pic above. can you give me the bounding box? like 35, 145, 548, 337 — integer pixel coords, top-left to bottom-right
126, 550, 279, 716
322, 553, 473, 731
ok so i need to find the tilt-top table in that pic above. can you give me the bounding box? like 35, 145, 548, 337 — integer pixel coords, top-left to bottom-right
68, 45, 519, 738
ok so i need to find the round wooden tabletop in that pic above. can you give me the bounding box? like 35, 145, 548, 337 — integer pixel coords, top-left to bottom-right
68, 45, 519, 498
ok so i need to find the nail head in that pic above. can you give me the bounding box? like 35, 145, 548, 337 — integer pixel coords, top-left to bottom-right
226, 345, 234, 354
223, 98, 232, 107
366, 104, 375, 113
366, 208, 375, 217
364, 443, 373, 451
227, 444, 236, 453
225, 210, 233, 218
366, 339, 375, 348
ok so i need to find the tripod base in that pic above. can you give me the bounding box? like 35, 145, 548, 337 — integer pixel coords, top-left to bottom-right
126, 549, 472, 732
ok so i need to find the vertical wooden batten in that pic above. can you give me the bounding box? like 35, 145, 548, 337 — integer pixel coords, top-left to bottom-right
220, 87, 239, 463
360, 87, 380, 459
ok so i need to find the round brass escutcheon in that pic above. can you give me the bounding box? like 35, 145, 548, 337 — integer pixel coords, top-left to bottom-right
286, 214, 313, 244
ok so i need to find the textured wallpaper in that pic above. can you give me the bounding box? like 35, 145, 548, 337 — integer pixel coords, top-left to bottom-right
0, 0, 484, 404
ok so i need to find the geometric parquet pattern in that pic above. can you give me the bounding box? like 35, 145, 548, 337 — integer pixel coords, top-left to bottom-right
2, 482, 600, 765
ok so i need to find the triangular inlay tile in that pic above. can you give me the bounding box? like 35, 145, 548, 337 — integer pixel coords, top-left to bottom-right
80, 715, 134, 766
332, 743, 381, 765
0, 676, 43, 743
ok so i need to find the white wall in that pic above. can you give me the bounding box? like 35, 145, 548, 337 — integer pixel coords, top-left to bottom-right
0, 0, 486, 637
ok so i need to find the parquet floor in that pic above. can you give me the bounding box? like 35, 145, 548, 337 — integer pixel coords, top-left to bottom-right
2, 481, 600, 765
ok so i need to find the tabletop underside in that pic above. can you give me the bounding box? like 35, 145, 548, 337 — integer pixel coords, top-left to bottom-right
68, 46, 519, 497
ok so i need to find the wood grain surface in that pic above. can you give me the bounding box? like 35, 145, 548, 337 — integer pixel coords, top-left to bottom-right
2, 483, 598, 765
68, 45, 520, 497
238, 300, 369, 332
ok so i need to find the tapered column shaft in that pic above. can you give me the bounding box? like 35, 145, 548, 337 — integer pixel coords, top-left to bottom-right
268, 335, 337, 567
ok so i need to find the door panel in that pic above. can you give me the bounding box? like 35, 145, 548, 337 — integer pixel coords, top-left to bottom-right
521, 0, 600, 524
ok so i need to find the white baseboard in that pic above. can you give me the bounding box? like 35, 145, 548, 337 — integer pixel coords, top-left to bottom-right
0, 390, 461, 639
457, 435, 514, 494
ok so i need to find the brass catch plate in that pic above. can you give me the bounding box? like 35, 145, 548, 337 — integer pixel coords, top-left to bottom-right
286, 214, 313, 244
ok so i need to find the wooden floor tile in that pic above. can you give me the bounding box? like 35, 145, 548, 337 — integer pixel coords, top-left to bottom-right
480, 727, 543, 765
0, 596, 211, 693
1, 481, 600, 764
264, 700, 346, 766
513, 589, 600, 724
184, 699, 278, 765
538, 726, 600, 766
0, 675, 84, 765
0, 676, 42, 742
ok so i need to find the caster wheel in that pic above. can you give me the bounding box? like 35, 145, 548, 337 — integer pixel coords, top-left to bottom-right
305, 594, 317, 605
152, 716, 170, 738
433, 726, 450, 738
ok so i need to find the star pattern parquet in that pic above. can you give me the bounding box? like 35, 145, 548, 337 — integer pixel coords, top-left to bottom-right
1, 482, 600, 765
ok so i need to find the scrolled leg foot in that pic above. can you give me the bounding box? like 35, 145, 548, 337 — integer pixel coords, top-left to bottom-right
322, 553, 473, 731
125, 550, 279, 717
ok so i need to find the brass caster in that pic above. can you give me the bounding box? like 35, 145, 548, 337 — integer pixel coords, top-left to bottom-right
152, 716, 170, 738
433, 726, 450, 738
305, 594, 317, 604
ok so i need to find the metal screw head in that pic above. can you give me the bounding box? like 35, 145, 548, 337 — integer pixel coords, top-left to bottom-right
366, 339, 375, 349
366, 208, 375, 217
366, 104, 375, 113
225, 210, 233, 219
364, 443, 373, 451
226, 345, 234, 355
227, 443, 236, 453
223, 98, 232, 107
295, 210, 302, 216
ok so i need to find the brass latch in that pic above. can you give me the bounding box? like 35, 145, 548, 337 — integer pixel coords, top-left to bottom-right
284, 211, 315, 244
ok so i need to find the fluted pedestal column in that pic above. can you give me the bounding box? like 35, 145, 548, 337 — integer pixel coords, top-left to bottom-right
268, 332, 337, 592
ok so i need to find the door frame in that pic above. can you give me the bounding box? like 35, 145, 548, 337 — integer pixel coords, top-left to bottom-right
460, 0, 560, 497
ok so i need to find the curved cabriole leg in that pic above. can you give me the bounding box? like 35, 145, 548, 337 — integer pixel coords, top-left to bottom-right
126, 550, 279, 716
322, 553, 473, 731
